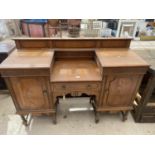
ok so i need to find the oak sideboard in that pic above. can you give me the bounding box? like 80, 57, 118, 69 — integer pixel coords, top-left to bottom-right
0, 38, 149, 125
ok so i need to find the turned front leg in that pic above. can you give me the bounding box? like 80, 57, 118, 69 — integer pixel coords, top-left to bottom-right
53, 97, 59, 124
20, 114, 32, 126
90, 96, 100, 123
121, 111, 129, 121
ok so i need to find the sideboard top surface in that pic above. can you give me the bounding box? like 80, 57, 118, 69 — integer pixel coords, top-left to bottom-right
0, 49, 54, 69
0, 48, 149, 70
96, 48, 149, 68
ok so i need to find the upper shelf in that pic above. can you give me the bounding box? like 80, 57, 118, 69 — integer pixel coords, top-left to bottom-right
13, 37, 133, 40
13, 38, 132, 49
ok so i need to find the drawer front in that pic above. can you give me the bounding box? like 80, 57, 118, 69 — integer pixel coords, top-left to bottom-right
51, 82, 101, 92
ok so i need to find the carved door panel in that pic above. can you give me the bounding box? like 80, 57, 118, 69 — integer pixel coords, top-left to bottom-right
10, 77, 50, 110
102, 75, 140, 107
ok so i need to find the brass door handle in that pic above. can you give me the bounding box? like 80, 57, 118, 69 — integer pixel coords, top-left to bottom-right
43, 90, 47, 95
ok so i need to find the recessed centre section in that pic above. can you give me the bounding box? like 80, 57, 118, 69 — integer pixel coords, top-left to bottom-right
50, 50, 102, 82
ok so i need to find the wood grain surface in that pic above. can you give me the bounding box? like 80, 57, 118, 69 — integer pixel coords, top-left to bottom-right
51, 59, 102, 82
0, 49, 54, 69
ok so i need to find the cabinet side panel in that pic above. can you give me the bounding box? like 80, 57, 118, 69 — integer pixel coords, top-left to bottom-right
4, 77, 21, 111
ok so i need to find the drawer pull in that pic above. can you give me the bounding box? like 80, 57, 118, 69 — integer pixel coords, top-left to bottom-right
62, 85, 66, 89
43, 90, 47, 95
87, 84, 91, 88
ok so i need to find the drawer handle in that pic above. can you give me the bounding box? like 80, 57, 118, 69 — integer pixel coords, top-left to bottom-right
62, 85, 66, 89
87, 85, 91, 89
43, 90, 47, 95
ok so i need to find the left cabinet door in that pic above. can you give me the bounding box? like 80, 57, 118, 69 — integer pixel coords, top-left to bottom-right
9, 77, 51, 110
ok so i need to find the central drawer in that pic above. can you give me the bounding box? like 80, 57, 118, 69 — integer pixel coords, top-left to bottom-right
51, 82, 101, 92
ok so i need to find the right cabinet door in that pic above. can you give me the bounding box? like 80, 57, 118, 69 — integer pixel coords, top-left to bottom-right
101, 75, 141, 107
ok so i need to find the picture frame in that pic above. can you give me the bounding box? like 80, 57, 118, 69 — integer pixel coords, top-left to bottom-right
116, 20, 138, 38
